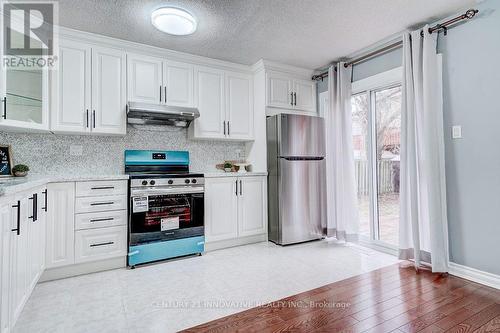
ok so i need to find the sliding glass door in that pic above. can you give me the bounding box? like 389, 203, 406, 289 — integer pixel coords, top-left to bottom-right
351, 84, 401, 248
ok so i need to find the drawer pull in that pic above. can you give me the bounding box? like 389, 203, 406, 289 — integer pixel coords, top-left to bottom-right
90, 202, 114, 206
89, 217, 114, 223
90, 186, 115, 190
90, 241, 114, 247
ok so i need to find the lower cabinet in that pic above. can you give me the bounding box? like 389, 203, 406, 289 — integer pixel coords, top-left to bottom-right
204, 176, 267, 248
0, 185, 47, 332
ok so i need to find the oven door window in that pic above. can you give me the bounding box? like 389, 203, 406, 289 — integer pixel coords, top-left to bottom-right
130, 193, 204, 245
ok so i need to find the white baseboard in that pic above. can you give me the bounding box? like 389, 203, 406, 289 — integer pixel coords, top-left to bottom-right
40, 257, 126, 282
448, 262, 500, 290
205, 234, 267, 252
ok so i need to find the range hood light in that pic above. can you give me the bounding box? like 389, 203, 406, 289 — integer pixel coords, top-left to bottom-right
151, 7, 197, 36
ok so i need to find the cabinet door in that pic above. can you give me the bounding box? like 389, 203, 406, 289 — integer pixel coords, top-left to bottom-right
293, 79, 316, 112
192, 66, 225, 139
205, 177, 238, 242
0, 203, 12, 333
164, 60, 194, 107
26, 190, 40, 291
51, 40, 91, 133
9, 195, 29, 326
238, 177, 267, 237
267, 72, 292, 109
91, 47, 126, 135
226, 71, 254, 140
45, 183, 75, 268
127, 53, 163, 104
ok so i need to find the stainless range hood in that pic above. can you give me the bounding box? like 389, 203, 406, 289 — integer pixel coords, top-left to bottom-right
127, 102, 200, 128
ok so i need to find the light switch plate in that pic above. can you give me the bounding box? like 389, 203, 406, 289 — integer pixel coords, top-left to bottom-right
69, 145, 83, 156
452, 126, 462, 139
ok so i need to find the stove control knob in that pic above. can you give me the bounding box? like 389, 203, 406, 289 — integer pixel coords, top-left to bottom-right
149, 180, 156, 185
191, 179, 197, 184
141, 180, 148, 186
184, 179, 190, 184
167, 180, 174, 185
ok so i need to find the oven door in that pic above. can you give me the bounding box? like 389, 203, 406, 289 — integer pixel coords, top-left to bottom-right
129, 186, 204, 246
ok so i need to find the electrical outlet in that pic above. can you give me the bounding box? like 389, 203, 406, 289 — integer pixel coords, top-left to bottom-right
452, 126, 462, 139
69, 145, 83, 156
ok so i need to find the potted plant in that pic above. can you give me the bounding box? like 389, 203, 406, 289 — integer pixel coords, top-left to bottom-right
12, 164, 29, 177
223, 162, 233, 172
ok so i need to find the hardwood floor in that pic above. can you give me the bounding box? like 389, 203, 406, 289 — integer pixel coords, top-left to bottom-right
182, 263, 500, 333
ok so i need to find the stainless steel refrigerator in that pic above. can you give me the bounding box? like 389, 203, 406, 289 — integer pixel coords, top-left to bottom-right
267, 114, 326, 245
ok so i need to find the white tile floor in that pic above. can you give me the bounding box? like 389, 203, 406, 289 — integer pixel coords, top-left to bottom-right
14, 240, 399, 333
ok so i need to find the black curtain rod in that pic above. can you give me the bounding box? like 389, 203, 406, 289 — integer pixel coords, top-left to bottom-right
312, 8, 478, 81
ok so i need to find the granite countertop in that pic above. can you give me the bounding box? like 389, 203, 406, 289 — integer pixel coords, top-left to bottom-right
0, 174, 129, 198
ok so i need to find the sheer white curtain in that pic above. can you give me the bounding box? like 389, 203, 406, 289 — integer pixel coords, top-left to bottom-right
400, 26, 449, 272
324, 63, 359, 241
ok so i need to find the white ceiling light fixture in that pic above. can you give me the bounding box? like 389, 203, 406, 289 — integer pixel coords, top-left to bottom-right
151, 7, 197, 36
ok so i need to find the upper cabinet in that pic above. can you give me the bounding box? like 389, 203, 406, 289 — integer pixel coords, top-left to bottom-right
190, 66, 254, 141
0, 33, 50, 132
127, 54, 194, 107
51, 39, 126, 135
266, 70, 316, 114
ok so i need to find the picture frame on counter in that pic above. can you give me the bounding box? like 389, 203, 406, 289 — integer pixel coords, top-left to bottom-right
0, 145, 13, 177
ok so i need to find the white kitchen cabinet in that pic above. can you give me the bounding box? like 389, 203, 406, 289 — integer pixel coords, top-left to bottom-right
51, 40, 91, 133
266, 71, 316, 113
237, 177, 267, 237
74, 225, 127, 263
127, 54, 194, 107
267, 72, 293, 109
293, 79, 316, 112
45, 183, 75, 268
164, 60, 194, 107
225, 71, 254, 140
191, 68, 254, 141
91, 47, 127, 134
0, 202, 12, 333
205, 177, 238, 242
127, 53, 163, 104
192, 66, 226, 139
52, 40, 126, 135
204, 176, 267, 247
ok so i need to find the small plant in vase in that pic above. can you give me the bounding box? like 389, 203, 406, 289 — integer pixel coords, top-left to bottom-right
12, 164, 29, 177
223, 162, 233, 172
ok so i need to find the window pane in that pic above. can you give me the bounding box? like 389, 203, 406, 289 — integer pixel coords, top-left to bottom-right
374, 86, 401, 245
351, 93, 370, 237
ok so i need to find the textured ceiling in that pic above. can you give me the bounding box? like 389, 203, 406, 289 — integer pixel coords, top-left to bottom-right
57, 0, 476, 69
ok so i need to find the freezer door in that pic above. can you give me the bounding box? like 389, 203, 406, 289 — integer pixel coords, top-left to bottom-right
279, 114, 325, 157
278, 158, 326, 244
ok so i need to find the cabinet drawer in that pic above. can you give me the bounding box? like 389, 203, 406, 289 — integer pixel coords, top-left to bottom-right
75, 180, 127, 197
75, 195, 127, 213
75, 210, 127, 230
75, 226, 127, 263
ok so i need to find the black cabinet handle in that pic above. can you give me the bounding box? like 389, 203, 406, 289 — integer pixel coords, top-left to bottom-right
223, 121, 226, 135
42, 189, 47, 212
86, 109, 89, 127
90, 217, 114, 223
290, 92, 293, 106
293, 92, 297, 106
92, 110, 96, 128
240, 180, 242, 195
235, 180, 238, 196
159, 86, 162, 103
90, 201, 114, 206
90, 186, 115, 190
227, 121, 230, 136
90, 241, 114, 247
164, 86, 167, 103
11, 201, 20, 235
28, 193, 37, 221
2, 97, 6, 119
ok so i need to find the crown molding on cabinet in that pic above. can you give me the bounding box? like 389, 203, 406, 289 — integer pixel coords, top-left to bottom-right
251, 59, 315, 78
57, 26, 253, 74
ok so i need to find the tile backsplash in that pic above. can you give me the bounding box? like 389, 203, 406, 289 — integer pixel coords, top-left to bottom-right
0, 125, 245, 176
